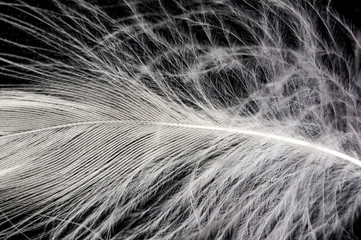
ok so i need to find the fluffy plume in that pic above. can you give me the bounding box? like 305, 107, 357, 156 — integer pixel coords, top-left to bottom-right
1, 0, 361, 239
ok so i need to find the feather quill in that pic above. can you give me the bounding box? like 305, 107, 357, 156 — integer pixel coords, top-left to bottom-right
0, 0, 361, 239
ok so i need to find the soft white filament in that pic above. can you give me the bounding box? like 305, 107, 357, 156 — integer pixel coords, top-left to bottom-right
0, 0, 361, 239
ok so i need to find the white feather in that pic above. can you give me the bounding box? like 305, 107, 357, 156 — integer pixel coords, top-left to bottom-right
0, 0, 361, 239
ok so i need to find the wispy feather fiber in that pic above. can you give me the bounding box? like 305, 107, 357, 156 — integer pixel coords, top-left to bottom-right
1, 0, 361, 239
